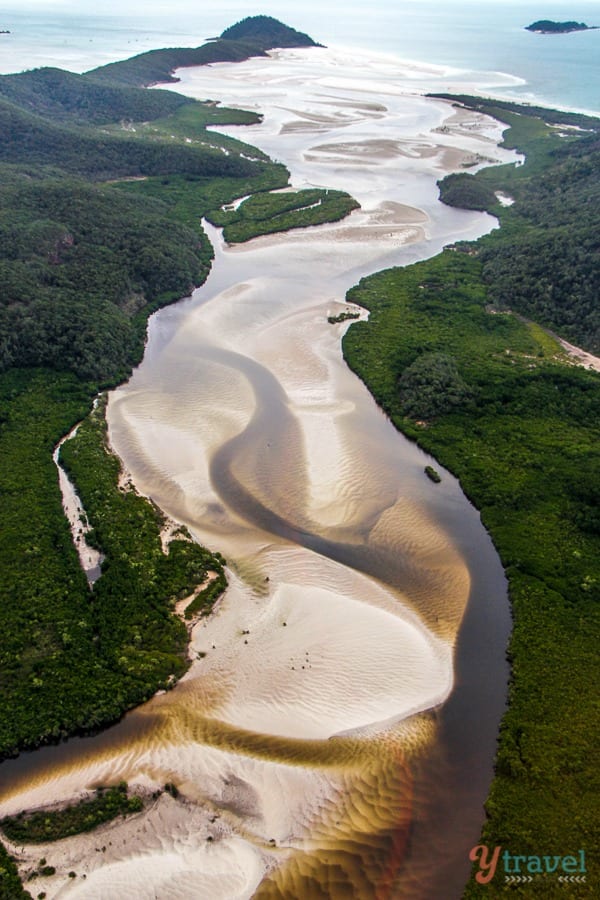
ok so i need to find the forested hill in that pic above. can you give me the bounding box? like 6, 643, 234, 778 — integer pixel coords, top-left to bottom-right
88, 15, 321, 87
0, 16, 323, 379
525, 20, 597, 33
0, 17, 320, 369
220, 14, 321, 47
0, 66, 193, 124
0, 97, 260, 180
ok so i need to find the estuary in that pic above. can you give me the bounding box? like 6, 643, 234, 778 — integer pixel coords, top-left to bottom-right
0, 46, 515, 899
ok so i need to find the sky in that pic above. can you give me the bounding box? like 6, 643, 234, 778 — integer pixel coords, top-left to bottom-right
4, 0, 600, 29
7, 0, 600, 9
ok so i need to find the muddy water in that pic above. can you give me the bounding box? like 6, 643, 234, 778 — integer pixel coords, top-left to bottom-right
0, 49, 513, 899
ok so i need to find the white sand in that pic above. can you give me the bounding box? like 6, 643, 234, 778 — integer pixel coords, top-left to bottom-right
53, 425, 103, 584
4, 749, 343, 899
189, 551, 453, 740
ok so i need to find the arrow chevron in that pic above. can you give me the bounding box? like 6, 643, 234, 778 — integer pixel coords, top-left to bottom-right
504, 875, 534, 883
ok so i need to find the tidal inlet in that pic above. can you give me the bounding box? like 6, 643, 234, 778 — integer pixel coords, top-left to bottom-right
0, 48, 514, 899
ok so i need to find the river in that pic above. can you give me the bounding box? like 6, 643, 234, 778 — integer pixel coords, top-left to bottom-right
0, 47, 513, 899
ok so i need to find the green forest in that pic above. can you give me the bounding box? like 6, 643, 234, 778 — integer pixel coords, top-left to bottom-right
343, 98, 600, 897
206, 187, 359, 242
432, 96, 600, 352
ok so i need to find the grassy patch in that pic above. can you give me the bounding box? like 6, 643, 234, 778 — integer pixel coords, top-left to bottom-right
206, 187, 360, 242
105, 101, 272, 162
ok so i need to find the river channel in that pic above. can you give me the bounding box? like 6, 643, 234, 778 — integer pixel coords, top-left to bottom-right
0, 47, 515, 899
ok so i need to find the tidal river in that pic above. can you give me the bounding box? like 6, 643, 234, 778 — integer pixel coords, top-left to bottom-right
0, 47, 515, 899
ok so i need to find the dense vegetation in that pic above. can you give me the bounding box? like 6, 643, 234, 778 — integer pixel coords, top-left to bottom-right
0, 69, 291, 382
185, 572, 228, 621
88, 15, 320, 88
343, 102, 600, 897
206, 187, 359, 242
397, 351, 472, 418
0, 843, 30, 899
0, 177, 212, 378
0, 97, 264, 180
0, 67, 193, 125
328, 310, 360, 324
0, 13, 354, 778
220, 15, 321, 48
1, 783, 143, 844
432, 95, 600, 352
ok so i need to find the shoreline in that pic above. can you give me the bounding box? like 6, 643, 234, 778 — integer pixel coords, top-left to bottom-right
558, 337, 600, 373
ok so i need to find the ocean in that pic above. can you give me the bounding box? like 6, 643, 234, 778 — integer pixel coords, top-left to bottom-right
0, 1, 599, 115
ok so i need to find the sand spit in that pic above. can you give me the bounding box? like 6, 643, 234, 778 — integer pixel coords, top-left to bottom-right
2, 750, 344, 900
53, 423, 103, 585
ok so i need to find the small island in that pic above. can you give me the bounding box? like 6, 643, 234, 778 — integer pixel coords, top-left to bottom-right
525, 20, 598, 34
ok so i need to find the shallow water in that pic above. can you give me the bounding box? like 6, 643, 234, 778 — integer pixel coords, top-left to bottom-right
0, 48, 512, 899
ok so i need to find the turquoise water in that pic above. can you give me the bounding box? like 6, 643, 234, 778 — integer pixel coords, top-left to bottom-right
1, 1, 599, 114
